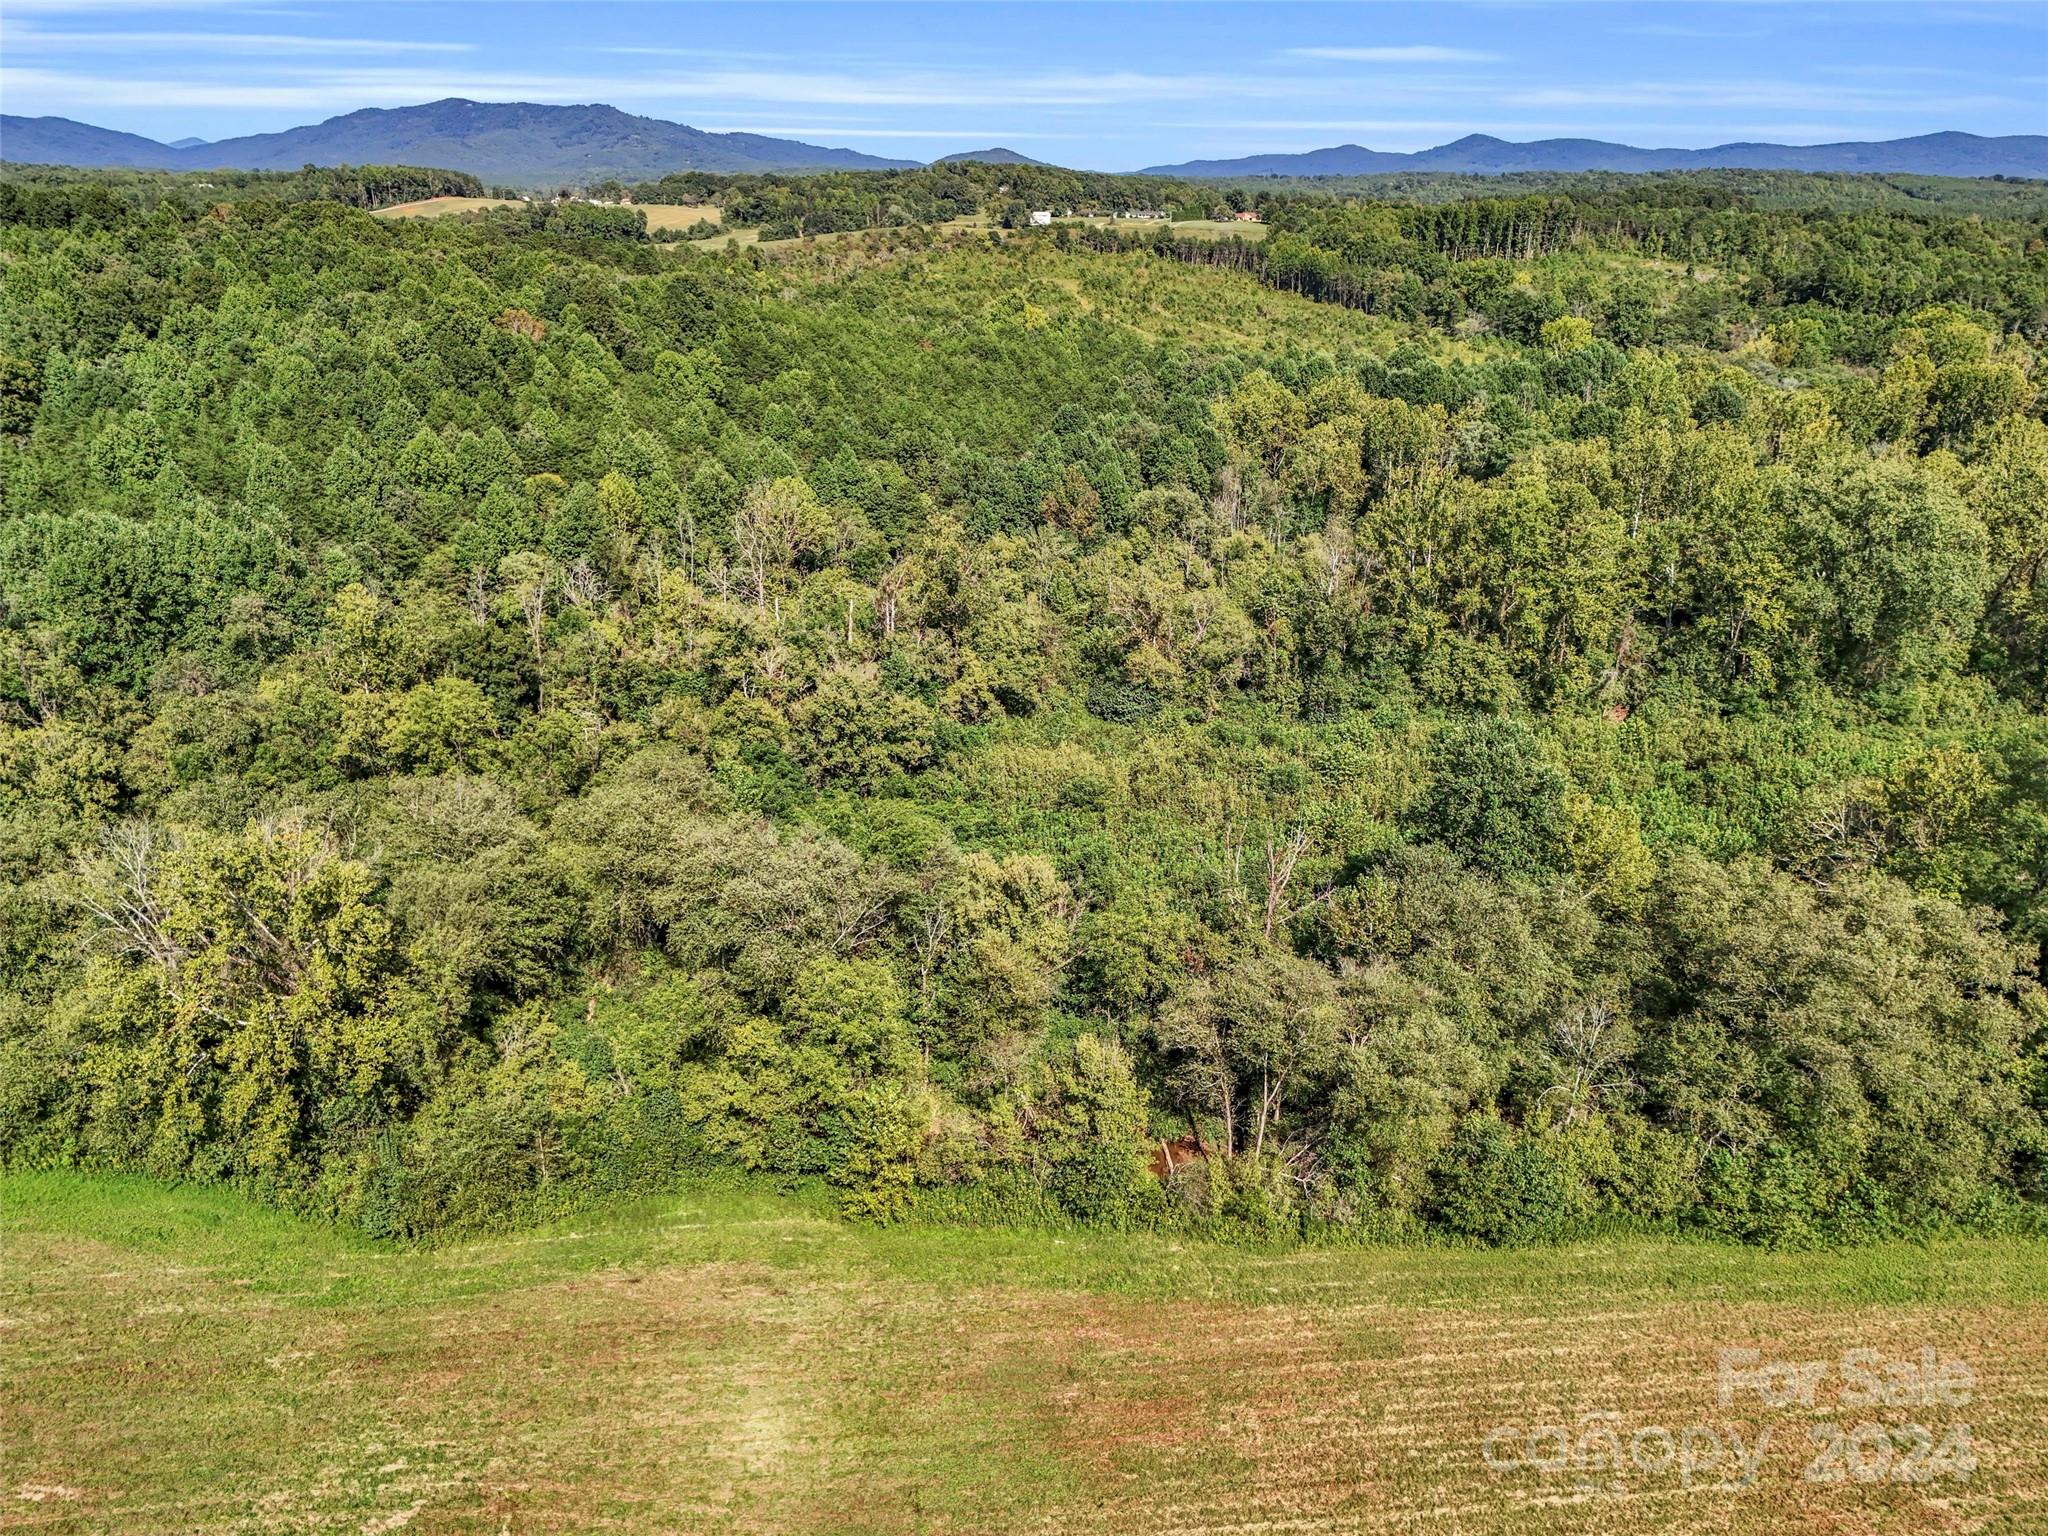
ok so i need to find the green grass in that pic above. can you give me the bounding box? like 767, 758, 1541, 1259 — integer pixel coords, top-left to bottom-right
5, 1171, 2045, 1533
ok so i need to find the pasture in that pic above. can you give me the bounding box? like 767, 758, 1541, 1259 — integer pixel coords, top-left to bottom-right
640, 201, 722, 233
5, 1172, 2042, 1534
371, 195, 522, 219
370, 198, 721, 231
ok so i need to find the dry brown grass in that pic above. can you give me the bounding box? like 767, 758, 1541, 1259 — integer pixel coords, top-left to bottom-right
639, 202, 722, 232
4, 1175, 2042, 1535
369, 198, 721, 232
371, 196, 521, 220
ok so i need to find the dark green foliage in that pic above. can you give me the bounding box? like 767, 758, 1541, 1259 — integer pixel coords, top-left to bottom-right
0, 161, 485, 220
0, 169, 2042, 1249
1413, 718, 1570, 877
540, 203, 649, 242
1426, 1118, 1585, 1245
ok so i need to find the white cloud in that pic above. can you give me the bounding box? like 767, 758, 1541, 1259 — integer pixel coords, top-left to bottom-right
0, 64, 605, 112
1499, 80, 2021, 114
1286, 46, 1500, 64
594, 46, 807, 62
641, 67, 1288, 108
4, 23, 473, 55
1613, 24, 1769, 41
696, 126, 1087, 141
1167, 119, 1487, 132
4, 0, 310, 12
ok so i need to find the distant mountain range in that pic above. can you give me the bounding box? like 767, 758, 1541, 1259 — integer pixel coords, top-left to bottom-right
0, 100, 920, 183
5, 105, 2044, 185
932, 148, 1050, 167
1142, 131, 2048, 179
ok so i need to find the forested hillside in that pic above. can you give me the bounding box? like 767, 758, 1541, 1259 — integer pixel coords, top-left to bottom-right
0, 162, 486, 220
635, 161, 2048, 237
1, 174, 2044, 1247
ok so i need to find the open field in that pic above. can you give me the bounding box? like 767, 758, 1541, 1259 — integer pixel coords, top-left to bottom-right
676, 214, 990, 253
372, 196, 521, 219
640, 202, 722, 232
1109, 216, 1269, 240
370, 198, 720, 230
4, 1173, 2043, 1535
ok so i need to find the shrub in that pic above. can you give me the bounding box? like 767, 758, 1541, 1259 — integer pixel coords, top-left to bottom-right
1412, 717, 1571, 877
1425, 1117, 1586, 1245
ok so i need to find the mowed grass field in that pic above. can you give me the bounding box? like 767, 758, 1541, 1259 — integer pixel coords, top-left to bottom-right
6, 1173, 2042, 1535
640, 203, 722, 233
371, 199, 721, 232
372, 196, 522, 220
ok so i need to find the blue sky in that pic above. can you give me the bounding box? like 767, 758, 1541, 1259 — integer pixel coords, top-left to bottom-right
2, 1, 2042, 169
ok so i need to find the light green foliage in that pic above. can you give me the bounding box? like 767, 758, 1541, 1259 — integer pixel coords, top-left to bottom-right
382, 676, 497, 771
70, 820, 448, 1186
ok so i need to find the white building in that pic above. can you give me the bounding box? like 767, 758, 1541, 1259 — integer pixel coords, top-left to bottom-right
1028, 210, 1053, 226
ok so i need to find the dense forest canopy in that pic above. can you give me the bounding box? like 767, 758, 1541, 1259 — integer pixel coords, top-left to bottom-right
0, 162, 486, 221
1212, 167, 2048, 216
1, 165, 2044, 1247
623, 160, 2048, 240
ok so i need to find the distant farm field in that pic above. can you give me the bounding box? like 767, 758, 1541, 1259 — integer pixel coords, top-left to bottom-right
639, 201, 722, 232
372, 195, 521, 219
5, 1172, 2042, 1534
370, 198, 720, 230
675, 214, 986, 253
1116, 216, 1269, 240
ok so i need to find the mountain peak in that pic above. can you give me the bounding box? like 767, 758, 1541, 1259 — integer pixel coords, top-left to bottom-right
1140, 130, 2048, 179
934, 147, 1049, 167
1, 100, 920, 182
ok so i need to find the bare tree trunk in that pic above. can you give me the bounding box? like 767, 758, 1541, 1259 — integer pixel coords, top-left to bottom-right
1262, 826, 1308, 941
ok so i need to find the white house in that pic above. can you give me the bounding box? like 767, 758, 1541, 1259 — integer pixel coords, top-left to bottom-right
1028, 210, 1053, 226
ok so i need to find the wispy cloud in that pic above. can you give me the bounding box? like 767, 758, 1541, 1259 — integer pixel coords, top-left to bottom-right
1499, 79, 2021, 114
596, 46, 810, 63
1167, 119, 1495, 132
5, 3, 2037, 168
1613, 24, 1769, 41
4, 23, 473, 55
647, 67, 1291, 108
1816, 63, 1975, 79
2, 59, 1298, 116
1287, 45, 1500, 64
0, 63, 599, 111
15, 54, 2010, 131
5, 0, 313, 13
0, 59, 1366, 123
696, 126, 1088, 141
1150, 120, 1908, 152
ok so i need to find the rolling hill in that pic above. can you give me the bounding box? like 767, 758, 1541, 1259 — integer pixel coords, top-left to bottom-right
933, 147, 1051, 167
1143, 130, 2048, 179
7, 107, 2044, 187
0, 115, 189, 170
0, 100, 918, 183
